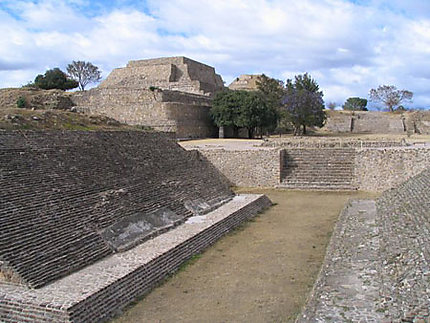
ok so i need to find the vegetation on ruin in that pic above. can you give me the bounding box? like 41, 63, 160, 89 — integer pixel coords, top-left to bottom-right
30, 68, 79, 91
369, 85, 413, 112
343, 97, 368, 111
282, 73, 326, 135
67, 61, 102, 91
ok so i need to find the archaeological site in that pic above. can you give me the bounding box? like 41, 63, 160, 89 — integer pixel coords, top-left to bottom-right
1, 56, 430, 322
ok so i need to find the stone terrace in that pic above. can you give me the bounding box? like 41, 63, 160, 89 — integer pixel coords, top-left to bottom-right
0, 131, 234, 288
298, 168, 430, 322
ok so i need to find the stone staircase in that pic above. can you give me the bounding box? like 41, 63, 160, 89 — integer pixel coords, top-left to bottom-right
279, 148, 356, 190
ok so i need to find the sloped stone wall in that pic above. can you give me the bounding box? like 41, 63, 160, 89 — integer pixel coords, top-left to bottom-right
0, 131, 233, 288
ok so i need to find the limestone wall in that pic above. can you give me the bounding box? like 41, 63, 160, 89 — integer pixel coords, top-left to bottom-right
355, 147, 430, 191
197, 149, 281, 187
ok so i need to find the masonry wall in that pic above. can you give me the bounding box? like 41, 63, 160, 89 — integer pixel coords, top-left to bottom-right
194, 146, 430, 191
72, 89, 215, 138
355, 147, 430, 191
197, 149, 281, 187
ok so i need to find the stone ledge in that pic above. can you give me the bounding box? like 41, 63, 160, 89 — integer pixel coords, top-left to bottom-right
0, 194, 271, 323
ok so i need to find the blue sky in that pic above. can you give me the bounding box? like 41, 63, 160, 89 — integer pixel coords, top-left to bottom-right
1, 0, 430, 109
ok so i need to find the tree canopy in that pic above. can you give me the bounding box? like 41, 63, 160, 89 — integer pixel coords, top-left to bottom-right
282, 73, 326, 135
34, 68, 78, 90
369, 85, 413, 112
256, 74, 284, 109
67, 61, 102, 91
210, 90, 278, 138
343, 97, 368, 111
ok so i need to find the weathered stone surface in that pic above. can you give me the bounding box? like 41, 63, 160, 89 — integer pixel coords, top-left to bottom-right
0, 130, 233, 288
72, 56, 225, 138
297, 199, 384, 322
196, 148, 281, 187
187, 141, 430, 191
100, 56, 224, 95
228, 74, 261, 91
0, 194, 271, 323
324, 110, 430, 135
355, 147, 430, 191
297, 168, 430, 322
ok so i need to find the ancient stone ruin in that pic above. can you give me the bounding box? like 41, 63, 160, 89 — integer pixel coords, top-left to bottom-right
72, 57, 225, 138
298, 167, 430, 321
0, 130, 271, 322
228, 74, 261, 91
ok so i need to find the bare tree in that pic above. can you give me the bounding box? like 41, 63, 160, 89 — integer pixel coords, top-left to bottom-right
67, 61, 102, 91
369, 85, 413, 112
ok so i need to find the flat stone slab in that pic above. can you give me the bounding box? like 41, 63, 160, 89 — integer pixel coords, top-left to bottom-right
0, 194, 271, 323
297, 199, 384, 323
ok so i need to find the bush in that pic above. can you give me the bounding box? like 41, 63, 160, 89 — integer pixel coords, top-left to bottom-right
16, 96, 27, 109
34, 68, 78, 90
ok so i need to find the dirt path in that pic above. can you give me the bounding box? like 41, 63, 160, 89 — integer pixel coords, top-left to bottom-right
112, 189, 377, 323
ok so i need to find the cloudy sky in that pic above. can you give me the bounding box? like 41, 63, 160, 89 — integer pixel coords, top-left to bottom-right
1, 0, 429, 109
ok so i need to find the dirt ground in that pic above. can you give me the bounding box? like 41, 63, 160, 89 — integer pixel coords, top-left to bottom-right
112, 189, 378, 323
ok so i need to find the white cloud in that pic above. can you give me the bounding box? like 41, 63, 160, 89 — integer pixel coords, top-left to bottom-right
0, 0, 429, 108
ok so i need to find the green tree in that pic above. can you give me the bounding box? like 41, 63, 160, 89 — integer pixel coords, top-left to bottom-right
34, 68, 78, 90
210, 90, 278, 139
282, 73, 326, 135
67, 61, 102, 91
369, 85, 413, 112
237, 91, 278, 138
256, 74, 284, 108
343, 97, 368, 111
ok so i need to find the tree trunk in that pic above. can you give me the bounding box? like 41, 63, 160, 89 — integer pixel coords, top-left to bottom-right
248, 127, 254, 139
233, 126, 239, 138
303, 124, 307, 135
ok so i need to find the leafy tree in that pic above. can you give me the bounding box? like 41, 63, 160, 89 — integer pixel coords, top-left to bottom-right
67, 61, 102, 91
211, 90, 243, 136
343, 97, 368, 111
256, 74, 284, 108
237, 91, 278, 138
369, 85, 413, 112
34, 68, 78, 90
210, 90, 278, 138
282, 73, 326, 135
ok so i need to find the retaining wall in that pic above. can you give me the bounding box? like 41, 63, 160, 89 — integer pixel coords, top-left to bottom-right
194, 146, 430, 191
198, 149, 281, 187
355, 147, 430, 191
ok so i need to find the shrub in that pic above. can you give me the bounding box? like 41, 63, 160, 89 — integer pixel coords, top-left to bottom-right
16, 96, 27, 109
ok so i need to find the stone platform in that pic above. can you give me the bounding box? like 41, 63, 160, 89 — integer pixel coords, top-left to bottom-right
0, 194, 271, 323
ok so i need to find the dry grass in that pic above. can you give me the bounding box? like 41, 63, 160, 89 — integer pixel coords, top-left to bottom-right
111, 189, 378, 323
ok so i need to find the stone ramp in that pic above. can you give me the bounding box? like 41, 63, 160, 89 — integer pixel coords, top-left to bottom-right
297, 199, 384, 322
0, 194, 271, 323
